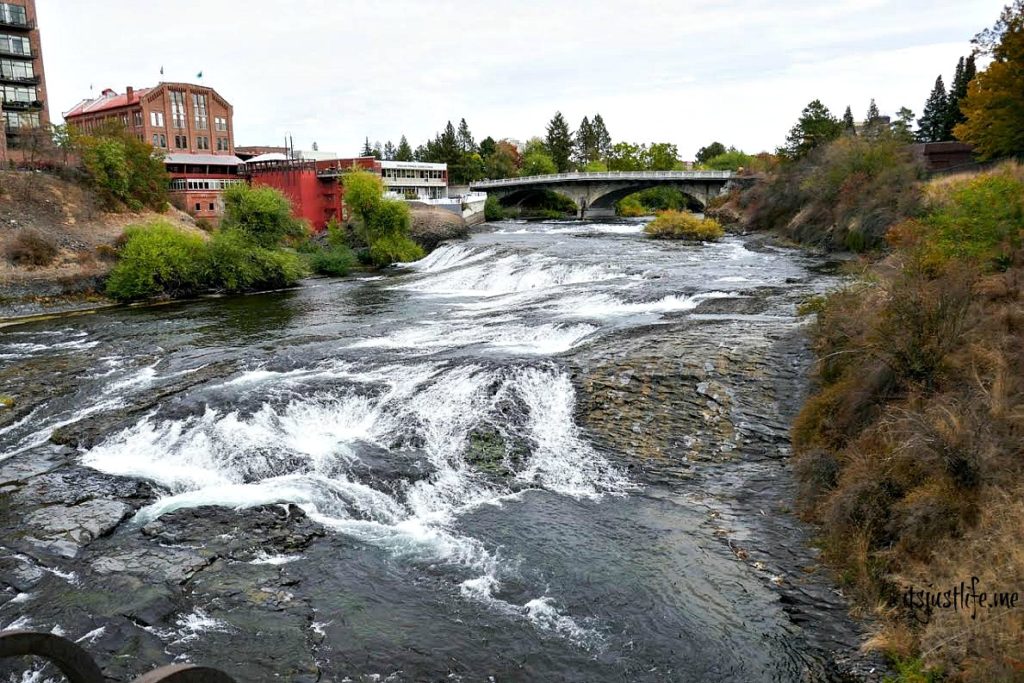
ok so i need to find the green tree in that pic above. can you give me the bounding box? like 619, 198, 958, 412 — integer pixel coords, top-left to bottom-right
780, 100, 842, 160
456, 118, 476, 154
646, 142, 679, 171
75, 121, 169, 211
361, 137, 373, 157
917, 76, 949, 142
395, 135, 414, 161
383, 140, 396, 160
372, 141, 383, 160
607, 142, 645, 171
956, 1, 1024, 158
866, 98, 881, 124
592, 114, 612, 165
479, 136, 497, 158
341, 169, 422, 266
574, 116, 596, 166
545, 111, 573, 172
520, 148, 557, 176
891, 107, 916, 143
944, 55, 977, 138
696, 141, 726, 164
221, 184, 306, 248
842, 106, 856, 133
705, 147, 754, 171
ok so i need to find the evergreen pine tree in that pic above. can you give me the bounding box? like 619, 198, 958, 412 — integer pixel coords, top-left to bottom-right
944, 55, 978, 137
545, 111, 574, 172
842, 106, 856, 133
383, 140, 396, 160
917, 76, 949, 142
574, 116, 594, 166
592, 114, 611, 164
361, 137, 373, 157
372, 141, 383, 160
892, 107, 916, 143
866, 99, 881, 123
479, 136, 497, 158
396, 135, 414, 161
779, 100, 842, 159
456, 118, 476, 154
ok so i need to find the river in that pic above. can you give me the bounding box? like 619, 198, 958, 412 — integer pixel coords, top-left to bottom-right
0, 219, 874, 682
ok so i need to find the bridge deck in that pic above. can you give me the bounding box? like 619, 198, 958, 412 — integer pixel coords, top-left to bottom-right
470, 170, 733, 189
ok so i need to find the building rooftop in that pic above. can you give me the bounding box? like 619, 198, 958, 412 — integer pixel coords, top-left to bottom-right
164, 153, 244, 165
63, 87, 154, 118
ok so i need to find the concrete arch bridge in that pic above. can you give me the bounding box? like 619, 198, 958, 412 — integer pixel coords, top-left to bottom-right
470, 170, 734, 219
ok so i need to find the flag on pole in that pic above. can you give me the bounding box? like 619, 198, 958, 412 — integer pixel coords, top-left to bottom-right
160, 66, 164, 75
196, 71, 203, 79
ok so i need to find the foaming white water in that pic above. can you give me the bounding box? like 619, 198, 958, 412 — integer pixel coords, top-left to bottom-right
400, 252, 624, 298
351, 321, 596, 355
407, 243, 496, 273
552, 291, 736, 319
82, 363, 625, 643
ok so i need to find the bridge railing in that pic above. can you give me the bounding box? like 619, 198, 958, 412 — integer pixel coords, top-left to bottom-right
469, 170, 734, 189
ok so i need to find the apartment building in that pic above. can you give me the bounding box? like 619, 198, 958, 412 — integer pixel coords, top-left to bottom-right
64, 82, 243, 221
0, 0, 49, 161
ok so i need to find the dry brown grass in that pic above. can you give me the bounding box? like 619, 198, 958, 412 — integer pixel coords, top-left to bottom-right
5, 229, 57, 266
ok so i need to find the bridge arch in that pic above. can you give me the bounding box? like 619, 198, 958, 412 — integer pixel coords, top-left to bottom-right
586, 183, 706, 213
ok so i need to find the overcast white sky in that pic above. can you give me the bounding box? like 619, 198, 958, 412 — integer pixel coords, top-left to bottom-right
38, 0, 1002, 159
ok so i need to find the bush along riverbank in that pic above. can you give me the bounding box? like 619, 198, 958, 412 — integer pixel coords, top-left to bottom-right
784, 161, 1024, 681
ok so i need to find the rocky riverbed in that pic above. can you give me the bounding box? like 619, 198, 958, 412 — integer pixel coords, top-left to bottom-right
1, 220, 883, 682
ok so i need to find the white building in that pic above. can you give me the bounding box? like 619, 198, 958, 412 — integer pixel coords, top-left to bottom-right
379, 160, 448, 200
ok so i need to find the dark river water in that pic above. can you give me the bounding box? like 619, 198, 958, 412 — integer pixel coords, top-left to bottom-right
0, 219, 865, 682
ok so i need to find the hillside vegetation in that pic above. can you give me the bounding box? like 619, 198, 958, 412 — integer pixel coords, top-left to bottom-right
792, 163, 1024, 681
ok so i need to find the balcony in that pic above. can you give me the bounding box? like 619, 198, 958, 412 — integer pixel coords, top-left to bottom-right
2, 99, 43, 111
0, 15, 32, 30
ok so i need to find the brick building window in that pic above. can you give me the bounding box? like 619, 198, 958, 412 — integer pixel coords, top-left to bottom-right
194, 203, 201, 212
214, 116, 227, 132
1, 84, 36, 103
175, 135, 187, 149
192, 93, 208, 130
0, 4, 28, 26
0, 58, 32, 81
170, 91, 186, 128
196, 136, 209, 150
151, 133, 166, 148
133, 111, 143, 127
150, 111, 164, 127
216, 137, 229, 151
4, 110, 38, 130
0, 34, 30, 56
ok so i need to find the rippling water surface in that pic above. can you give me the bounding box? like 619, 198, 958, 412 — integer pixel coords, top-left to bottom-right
0, 219, 850, 681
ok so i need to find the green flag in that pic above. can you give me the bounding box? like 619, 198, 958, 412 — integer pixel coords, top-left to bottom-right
197, 71, 203, 79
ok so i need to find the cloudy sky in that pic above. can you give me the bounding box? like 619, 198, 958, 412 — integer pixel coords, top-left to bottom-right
39, 0, 1001, 159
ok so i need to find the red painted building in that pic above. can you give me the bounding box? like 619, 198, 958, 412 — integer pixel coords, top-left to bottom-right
245, 156, 378, 230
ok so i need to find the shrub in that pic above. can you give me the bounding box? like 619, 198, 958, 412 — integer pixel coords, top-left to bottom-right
644, 210, 724, 241
484, 195, 506, 221
208, 228, 306, 292
368, 233, 424, 267
105, 222, 210, 300
342, 169, 385, 225
309, 245, 357, 276
6, 229, 58, 266
616, 196, 646, 217
221, 184, 307, 248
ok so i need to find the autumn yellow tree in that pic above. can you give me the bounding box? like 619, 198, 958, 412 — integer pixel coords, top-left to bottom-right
955, 1, 1024, 158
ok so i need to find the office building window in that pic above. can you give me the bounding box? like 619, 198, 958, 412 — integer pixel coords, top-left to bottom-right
192, 93, 208, 130
196, 136, 209, 150
0, 33, 29, 56
214, 116, 227, 132
0, 58, 31, 81
150, 111, 164, 127
170, 90, 186, 128
175, 135, 187, 149
0, 4, 28, 26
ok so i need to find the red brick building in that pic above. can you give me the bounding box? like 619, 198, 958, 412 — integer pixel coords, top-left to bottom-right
64, 82, 242, 221
0, 0, 49, 162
